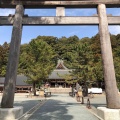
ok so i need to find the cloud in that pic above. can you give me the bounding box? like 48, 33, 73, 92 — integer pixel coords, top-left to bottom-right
109, 25, 120, 35
0, 9, 15, 16
69, 31, 79, 36
68, 26, 88, 35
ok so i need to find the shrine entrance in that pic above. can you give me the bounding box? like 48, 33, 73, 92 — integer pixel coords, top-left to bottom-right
0, 0, 120, 109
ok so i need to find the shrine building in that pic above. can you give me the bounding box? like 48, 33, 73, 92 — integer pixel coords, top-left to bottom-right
47, 59, 72, 88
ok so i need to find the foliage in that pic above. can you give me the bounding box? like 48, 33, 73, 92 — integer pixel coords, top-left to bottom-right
18, 38, 56, 95
0, 34, 120, 89
55, 35, 79, 68
72, 39, 95, 86
0, 42, 9, 77
112, 34, 120, 89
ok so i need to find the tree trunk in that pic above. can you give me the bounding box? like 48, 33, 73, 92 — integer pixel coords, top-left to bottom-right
1, 5, 24, 108
33, 81, 36, 96
98, 4, 120, 108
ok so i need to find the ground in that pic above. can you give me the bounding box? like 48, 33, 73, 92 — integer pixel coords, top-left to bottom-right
0, 93, 106, 120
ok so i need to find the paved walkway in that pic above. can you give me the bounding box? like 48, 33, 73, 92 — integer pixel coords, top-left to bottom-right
0, 93, 44, 114
28, 94, 99, 120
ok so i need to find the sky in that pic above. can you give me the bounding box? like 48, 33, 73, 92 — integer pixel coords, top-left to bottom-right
0, 8, 120, 45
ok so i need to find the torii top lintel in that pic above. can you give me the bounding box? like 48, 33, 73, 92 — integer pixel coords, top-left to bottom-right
0, 0, 120, 8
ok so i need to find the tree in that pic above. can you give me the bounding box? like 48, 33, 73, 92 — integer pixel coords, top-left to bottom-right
18, 44, 28, 74
111, 34, 120, 90
55, 35, 79, 68
72, 40, 95, 85
0, 42, 9, 77
19, 39, 56, 95
90, 34, 103, 86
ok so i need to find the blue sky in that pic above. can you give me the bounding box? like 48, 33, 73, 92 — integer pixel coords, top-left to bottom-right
0, 8, 120, 45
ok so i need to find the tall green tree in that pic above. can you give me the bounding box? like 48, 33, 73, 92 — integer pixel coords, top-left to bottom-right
0, 42, 9, 77
18, 44, 28, 74
90, 34, 103, 85
19, 39, 56, 95
72, 38, 94, 85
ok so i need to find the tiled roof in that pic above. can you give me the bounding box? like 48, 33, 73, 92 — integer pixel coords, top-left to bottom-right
48, 69, 72, 79
16, 75, 31, 86
0, 75, 31, 86
48, 59, 72, 79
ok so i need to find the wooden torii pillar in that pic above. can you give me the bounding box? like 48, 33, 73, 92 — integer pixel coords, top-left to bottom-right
1, 4, 24, 108
98, 4, 120, 108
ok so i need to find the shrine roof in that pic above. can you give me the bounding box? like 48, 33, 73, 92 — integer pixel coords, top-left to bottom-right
48, 69, 72, 79
56, 59, 68, 70
48, 59, 72, 79
0, 75, 31, 86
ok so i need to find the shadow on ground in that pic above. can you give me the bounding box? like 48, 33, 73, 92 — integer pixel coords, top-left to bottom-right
14, 100, 41, 113
28, 99, 76, 120
91, 103, 106, 108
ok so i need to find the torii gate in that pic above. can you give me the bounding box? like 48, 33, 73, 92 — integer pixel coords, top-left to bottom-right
0, 0, 120, 109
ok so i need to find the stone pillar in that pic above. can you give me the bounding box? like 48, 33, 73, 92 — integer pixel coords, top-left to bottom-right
56, 7, 65, 16
1, 5, 24, 108
0, 106, 23, 120
98, 4, 120, 108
